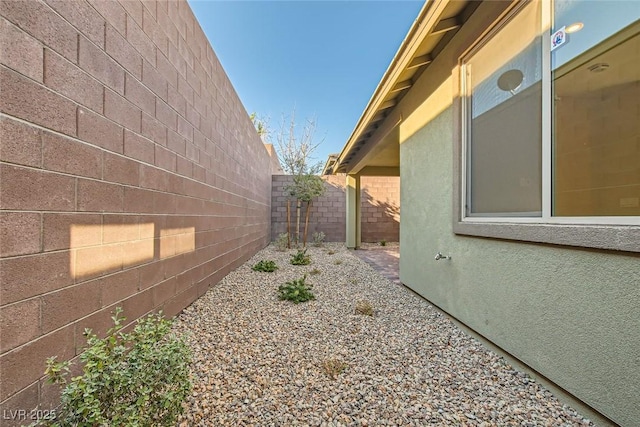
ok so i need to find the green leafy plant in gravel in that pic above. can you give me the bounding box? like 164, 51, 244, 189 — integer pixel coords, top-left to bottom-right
380, 239, 387, 246
42, 308, 191, 427
252, 260, 278, 272
309, 268, 321, 275
278, 275, 315, 303
290, 249, 311, 265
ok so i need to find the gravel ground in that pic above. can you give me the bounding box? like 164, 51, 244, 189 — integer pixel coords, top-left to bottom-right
174, 243, 592, 426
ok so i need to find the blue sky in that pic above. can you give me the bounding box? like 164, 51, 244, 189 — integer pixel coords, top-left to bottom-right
188, 0, 424, 167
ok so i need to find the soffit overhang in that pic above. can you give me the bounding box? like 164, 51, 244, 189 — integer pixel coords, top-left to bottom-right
330, 0, 478, 175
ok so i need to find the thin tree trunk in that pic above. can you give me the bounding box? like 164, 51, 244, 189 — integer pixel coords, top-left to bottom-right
295, 199, 301, 246
303, 200, 312, 247
286, 199, 291, 249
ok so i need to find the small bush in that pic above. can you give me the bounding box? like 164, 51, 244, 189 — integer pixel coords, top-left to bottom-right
327, 250, 336, 255
355, 301, 374, 316
309, 268, 321, 275
322, 359, 348, 380
43, 308, 191, 427
275, 233, 289, 251
334, 259, 343, 265
252, 260, 278, 272
312, 231, 325, 247
290, 249, 311, 266
380, 239, 386, 246
278, 275, 315, 303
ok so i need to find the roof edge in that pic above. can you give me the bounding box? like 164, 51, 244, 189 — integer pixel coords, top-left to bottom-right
334, 0, 452, 174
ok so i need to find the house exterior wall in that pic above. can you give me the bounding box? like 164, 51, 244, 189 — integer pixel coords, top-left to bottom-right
271, 175, 400, 243
400, 106, 640, 427
0, 0, 272, 419
397, 7, 639, 424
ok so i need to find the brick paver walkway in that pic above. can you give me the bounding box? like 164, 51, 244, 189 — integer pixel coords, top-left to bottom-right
351, 245, 400, 284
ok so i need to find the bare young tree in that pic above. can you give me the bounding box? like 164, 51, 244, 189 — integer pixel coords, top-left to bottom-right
275, 109, 323, 176
274, 109, 325, 247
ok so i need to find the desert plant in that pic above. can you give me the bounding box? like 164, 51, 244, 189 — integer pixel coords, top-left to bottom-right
252, 260, 278, 272
278, 275, 315, 303
380, 239, 386, 246
309, 268, 321, 275
334, 259, 343, 265
355, 301, 374, 316
275, 233, 289, 251
321, 359, 348, 380
42, 308, 191, 427
275, 109, 325, 247
290, 249, 311, 266
327, 250, 336, 255
312, 231, 326, 247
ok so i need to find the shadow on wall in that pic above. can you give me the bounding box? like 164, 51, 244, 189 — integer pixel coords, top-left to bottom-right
361, 188, 400, 243
270, 175, 400, 243
270, 176, 346, 242
304, 179, 347, 241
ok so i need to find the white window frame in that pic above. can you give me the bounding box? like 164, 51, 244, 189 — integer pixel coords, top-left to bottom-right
453, 0, 639, 253
459, 0, 640, 227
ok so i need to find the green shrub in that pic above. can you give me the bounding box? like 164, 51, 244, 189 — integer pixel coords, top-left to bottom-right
43, 308, 191, 427
309, 268, 321, 275
312, 231, 325, 247
274, 233, 289, 251
252, 260, 278, 272
380, 239, 386, 246
290, 249, 311, 265
278, 275, 315, 303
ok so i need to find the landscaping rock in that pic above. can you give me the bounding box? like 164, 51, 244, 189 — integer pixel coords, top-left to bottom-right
174, 243, 592, 426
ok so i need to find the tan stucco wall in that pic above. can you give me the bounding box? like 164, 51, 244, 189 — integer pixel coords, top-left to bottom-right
399, 105, 640, 426
385, 4, 639, 422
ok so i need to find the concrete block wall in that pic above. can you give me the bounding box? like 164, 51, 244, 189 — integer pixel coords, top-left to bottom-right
0, 0, 271, 419
271, 175, 400, 243
271, 175, 346, 242
361, 176, 400, 243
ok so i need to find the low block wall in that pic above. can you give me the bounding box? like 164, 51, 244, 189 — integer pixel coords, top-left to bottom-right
361, 176, 400, 243
0, 0, 271, 419
271, 175, 400, 243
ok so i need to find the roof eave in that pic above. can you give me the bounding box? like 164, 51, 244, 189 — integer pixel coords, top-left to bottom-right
332, 0, 455, 175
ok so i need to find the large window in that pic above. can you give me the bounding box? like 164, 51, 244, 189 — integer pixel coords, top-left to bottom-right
461, 0, 639, 225
552, 2, 640, 217
463, 1, 542, 217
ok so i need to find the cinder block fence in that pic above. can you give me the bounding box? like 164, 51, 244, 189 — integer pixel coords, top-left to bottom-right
271, 175, 400, 243
0, 0, 272, 419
